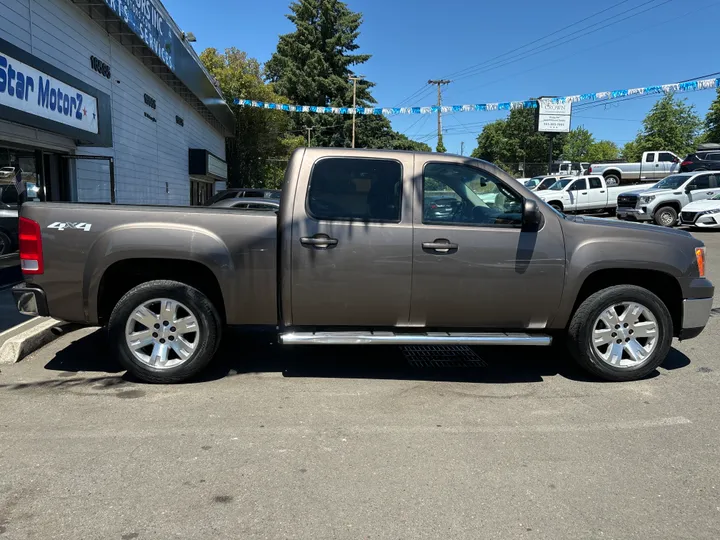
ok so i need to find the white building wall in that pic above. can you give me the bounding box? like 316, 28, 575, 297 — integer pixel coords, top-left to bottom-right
0, 0, 226, 205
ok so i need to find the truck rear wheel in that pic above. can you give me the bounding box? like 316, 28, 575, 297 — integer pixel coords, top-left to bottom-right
604, 173, 620, 186
653, 206, 677, 227
566, 285, 673, 382
108, 280, 221, 383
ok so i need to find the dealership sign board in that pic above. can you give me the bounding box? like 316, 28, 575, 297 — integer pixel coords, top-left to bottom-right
102, 0, 175, 72
0, 52, 99, 134
537, 98, 572, 133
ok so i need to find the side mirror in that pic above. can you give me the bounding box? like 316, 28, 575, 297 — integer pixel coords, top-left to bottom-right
522, 199, 543, 231
686, 184, 697, 193
672, 157, 680, 163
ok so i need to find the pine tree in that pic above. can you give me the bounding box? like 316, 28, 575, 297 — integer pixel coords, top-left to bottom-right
265, 0, 426, 150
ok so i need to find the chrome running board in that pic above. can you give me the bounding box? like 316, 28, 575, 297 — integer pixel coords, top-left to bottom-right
279, 331, 552, 346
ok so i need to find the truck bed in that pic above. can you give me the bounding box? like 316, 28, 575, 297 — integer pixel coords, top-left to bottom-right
20, 202, 279, 325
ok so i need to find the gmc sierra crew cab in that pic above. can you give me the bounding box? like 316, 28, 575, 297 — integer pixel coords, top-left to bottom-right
13, 148, 714, 384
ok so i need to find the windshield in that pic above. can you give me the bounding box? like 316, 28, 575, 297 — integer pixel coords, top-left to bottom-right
548, 179, 572, 190
652, 175, 689, 190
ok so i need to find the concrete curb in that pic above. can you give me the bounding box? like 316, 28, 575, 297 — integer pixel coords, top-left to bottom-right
0, 317, 68, 364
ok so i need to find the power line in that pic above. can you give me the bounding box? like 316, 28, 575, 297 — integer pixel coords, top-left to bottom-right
452, 0, 673, 84
462, 0, 719, 96
442, 0, 635, 81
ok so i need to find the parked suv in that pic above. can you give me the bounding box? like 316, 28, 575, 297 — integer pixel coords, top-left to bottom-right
680, 143, 720, 172
617, 172, 720, 226
204, 188, 281, 206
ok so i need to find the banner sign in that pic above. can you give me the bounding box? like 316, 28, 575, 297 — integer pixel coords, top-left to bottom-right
0, 52, 99, 134
102, 0, 175, 71
537, 98, 572, 133
235, 76, 720, 116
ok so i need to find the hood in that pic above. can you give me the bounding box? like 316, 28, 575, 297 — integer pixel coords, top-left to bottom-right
621, 188, 679, 198
682, 199, 720, 212
571, 215, 693, 239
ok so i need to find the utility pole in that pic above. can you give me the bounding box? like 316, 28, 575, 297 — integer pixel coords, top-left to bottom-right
428, 79, 450, 152
306, 126, 313, 147
460, 142, 465, 156
349, 75, 365, 148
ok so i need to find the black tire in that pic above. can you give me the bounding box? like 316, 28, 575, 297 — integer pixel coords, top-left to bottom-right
108, 280, 222, 383
606, 207, 617, 217
567, 285, 673, 382
549, 202, 563, 212
604, 173, 620, 186
0, 230, 12, 255
653, 205, 678, 227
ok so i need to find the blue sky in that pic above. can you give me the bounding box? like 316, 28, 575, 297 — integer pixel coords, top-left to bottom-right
164, 0, 720, 155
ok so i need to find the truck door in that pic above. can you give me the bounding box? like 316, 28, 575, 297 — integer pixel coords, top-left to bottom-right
289, 154, 413, 327
586, 176, 606, 209
658, 152, 679, 176
643, 152, 657, 179
567, 178, 589, 211
687, 173, 719, 203
408, 159, 566, 329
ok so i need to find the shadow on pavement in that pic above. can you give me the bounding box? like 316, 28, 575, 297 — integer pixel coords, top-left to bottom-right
10, 327, 690, 388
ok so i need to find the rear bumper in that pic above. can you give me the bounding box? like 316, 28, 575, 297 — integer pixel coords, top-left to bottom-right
12, 283, 49, 317
679, 297, 714, 340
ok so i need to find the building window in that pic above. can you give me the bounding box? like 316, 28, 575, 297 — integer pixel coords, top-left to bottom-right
190, 179, 214, 205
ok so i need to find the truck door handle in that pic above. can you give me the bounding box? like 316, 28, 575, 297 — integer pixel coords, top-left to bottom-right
300, 235, 338, 248
422, 240, 458, 253
581, 192, 588, 195
600, 190, 605, 193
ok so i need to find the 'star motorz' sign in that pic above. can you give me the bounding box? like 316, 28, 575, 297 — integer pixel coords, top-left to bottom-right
0, 52, 99, 134
102, 0, 175, 71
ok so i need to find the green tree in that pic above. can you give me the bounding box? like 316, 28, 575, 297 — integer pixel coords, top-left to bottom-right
562, 127, 594, 162
265, 0, 426, 150
624, 94, 702, 161
199, 47, 305, 188
436, 134, 447, 153
471, 108, 566, 176
587, 140, 619, 162
704, 87, 720, 143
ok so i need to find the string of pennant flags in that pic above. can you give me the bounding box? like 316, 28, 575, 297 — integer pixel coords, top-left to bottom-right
234, 76, 720, 116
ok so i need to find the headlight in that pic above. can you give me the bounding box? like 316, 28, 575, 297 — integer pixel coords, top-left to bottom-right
639, 195, 655, 204
702, 208, 720, 215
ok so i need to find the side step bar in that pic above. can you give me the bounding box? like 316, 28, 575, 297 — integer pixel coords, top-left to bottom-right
280, 331, 552, 346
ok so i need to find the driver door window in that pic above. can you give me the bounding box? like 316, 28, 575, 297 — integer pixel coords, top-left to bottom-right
422, 163, 523, 227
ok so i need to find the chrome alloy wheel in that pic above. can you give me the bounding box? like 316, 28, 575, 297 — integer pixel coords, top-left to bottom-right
591, 302, 659, 368
124, 298, 200, 369
658, 210, 675, 226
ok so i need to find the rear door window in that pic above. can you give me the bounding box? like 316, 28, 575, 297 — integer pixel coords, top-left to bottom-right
307, 158, 403, 222
645, 153, 656, 163
588, 177, 603, 189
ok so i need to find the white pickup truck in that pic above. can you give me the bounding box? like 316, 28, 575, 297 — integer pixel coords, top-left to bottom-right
535, 175, 655, 214
588, 151, 681, 185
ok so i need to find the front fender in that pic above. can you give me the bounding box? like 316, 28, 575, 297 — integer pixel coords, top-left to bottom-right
550, 221, 695, 328
83, 223, 234, 323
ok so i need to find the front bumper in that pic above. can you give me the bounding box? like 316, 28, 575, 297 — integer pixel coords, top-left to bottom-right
616, 207, 651, 221
12, 283, 49, 317
679, 297, 714, 340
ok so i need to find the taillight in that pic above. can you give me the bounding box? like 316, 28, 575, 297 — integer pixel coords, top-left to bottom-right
19, 217, 43, 275
696, 247, 706, 278
681, 160, 692, 166
587, 166, 592, 173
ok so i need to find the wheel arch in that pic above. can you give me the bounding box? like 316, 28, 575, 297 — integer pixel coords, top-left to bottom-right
97, 259, 226, 326
568, 268, 683, 336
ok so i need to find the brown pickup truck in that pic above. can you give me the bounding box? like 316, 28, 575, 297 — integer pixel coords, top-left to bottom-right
13, 148, 714, 383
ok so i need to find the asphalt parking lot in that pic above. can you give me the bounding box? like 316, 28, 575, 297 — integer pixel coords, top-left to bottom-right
1, 229, 719, 539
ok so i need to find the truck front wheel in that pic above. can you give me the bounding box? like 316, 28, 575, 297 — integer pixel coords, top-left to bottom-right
566, 285, 673, 382
653, 206, 678, 227
108, 280, 222, 383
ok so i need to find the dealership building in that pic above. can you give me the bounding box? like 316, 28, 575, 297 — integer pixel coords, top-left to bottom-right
0, 0, 234, 205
